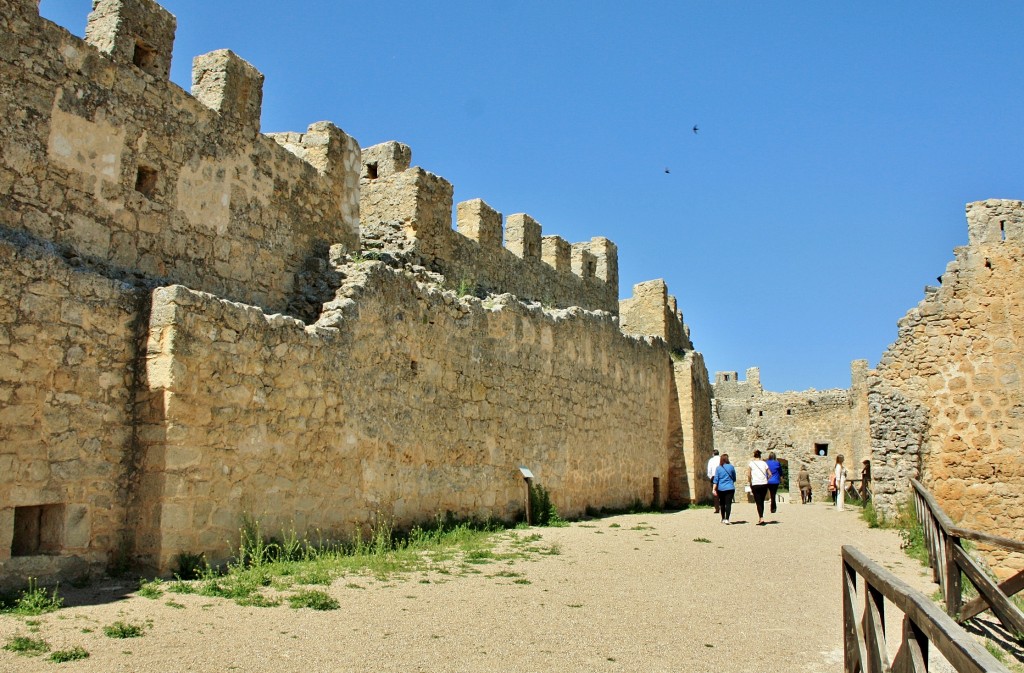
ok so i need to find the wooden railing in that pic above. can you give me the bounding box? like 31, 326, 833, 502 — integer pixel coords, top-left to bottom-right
910, 478, 1024, 635
842, 545, 1011, 673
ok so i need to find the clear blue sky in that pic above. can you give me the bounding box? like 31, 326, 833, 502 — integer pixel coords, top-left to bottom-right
39, 1, 1024, 392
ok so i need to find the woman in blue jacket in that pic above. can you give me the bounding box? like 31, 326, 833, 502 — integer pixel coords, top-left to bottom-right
712, 453, 737, 524
766, 451, 783, 515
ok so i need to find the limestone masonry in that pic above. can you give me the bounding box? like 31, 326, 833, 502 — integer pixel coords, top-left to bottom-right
713, 201, 1024, 576
2, 0, 1020, 587
0, 0, 712, 586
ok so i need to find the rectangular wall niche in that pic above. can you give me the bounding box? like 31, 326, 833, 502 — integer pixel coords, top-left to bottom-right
11, 504, 65, 557
814, 443, 829, 457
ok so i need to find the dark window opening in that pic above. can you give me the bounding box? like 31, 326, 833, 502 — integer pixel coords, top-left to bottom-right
135, 166, 157, 198
786, 409, 792, 416
132, 40, 158, 74
758, 410, 764, 417
1000, 220, 1006, 241
12, 504, 65, 557
746, 408, 751, 415
814, 443, 829, 457
724, 374, 731, 381
366, 162, 378, 180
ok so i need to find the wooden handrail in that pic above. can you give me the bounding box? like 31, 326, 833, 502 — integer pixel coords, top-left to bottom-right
910, 479, 1024, 552
909, 477, 1024, 643
842, 545, 1010, 673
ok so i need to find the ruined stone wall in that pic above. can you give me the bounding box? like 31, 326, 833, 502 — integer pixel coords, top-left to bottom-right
619, 279, 692, 352
672, 352, 714, 504
712, 364, 870, 496
0, 0, 360, 319
359, 142, 618, 313
136, 264, 676, 571
0, 231, 142, 588
870, 199, 1024, 575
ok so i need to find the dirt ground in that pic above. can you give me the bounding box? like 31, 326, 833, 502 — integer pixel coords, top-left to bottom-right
0, 500, 993, 673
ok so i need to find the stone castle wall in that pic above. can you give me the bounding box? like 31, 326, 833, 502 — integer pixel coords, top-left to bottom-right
711, 364, 870, 496
136, 264, 676, 571
0, 0, 707, 585
359, 142, 619, 313
0, 0, 360, 319
0, 230, 142, 579
870, 199, 1024, 575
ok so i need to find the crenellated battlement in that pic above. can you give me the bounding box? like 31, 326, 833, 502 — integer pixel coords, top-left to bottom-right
85, 0, 176, 81
619, 279, 692, 351
965, 199, 1024, 245
359, 141, 620, 313
0, 0, 360, 316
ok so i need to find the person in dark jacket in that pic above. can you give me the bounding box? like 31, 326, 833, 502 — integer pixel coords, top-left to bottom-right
712, 453, 737, 524
766, 451, 782, 514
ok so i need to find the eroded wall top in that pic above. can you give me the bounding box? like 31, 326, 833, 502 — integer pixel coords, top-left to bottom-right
0, 0, 360, 316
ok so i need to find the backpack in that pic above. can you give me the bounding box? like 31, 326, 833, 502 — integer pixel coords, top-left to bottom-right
828, 473, 837, 491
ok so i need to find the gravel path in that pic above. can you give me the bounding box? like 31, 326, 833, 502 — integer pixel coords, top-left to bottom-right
0, 500, 947, 673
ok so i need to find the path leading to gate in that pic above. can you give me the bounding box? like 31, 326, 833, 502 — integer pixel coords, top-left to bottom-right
0, 499, 947, 673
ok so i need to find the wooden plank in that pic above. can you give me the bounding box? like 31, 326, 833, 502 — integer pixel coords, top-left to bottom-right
943, 536, 962, 619
953, 544, 1024, 635
843, 560, 867, 673
911, 478, 956, 533
960, 567, 1024, 622
842, 546, 1010, 673
891, 614, 929, 673
864, 585, 889, 673
951, 526, 1024, 553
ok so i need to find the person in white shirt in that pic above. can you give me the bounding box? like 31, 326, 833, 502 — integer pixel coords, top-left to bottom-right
747, 449, 771, 525
706, 450, 721, 513
834, 454, 848, 512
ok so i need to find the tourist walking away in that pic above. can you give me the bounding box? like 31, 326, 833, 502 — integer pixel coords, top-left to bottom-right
748, 449, 771, 525
860, 459, 871, 502
707, 449, 721, 513
834, 454, 848, 511
797, 465, 812, 504
712, 454, 737, 524
766, 451, 782, 514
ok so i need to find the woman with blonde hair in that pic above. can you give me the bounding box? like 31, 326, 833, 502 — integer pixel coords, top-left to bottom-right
834, 454, 848, 511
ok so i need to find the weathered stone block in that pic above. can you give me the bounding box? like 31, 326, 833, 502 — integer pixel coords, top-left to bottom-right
541, 235, 570, 272
457, 199, 502, 249
191, 49, 264, 138
506, 214, 541, 260
85, 0, 176, 80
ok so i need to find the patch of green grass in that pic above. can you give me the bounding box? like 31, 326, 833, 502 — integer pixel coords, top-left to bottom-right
608, 523, 620, 529
235, 593, 281, 608
984, 640, 1007, 663
166, 579, 197, 594
50, 645, 89, 663
513, 579, 532, 585
165, 600, 185, 609
3, 635, 50, 656
1, 578, 63, 616
103, 621, 145, 639
138, 578, 164, 599
567, 603, 583, 608
288, 590, 339, 611
693, 537, 712, 543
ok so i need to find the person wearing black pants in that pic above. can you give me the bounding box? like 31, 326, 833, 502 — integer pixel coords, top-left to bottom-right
748, 449, 771, 525
712, 453, 737, 524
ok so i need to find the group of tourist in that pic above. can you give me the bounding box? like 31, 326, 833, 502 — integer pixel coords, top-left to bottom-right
706, 449, 867, 524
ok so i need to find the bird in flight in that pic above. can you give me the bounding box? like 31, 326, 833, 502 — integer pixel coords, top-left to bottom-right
664, 167, 671, 174
692, 124, 699, 134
